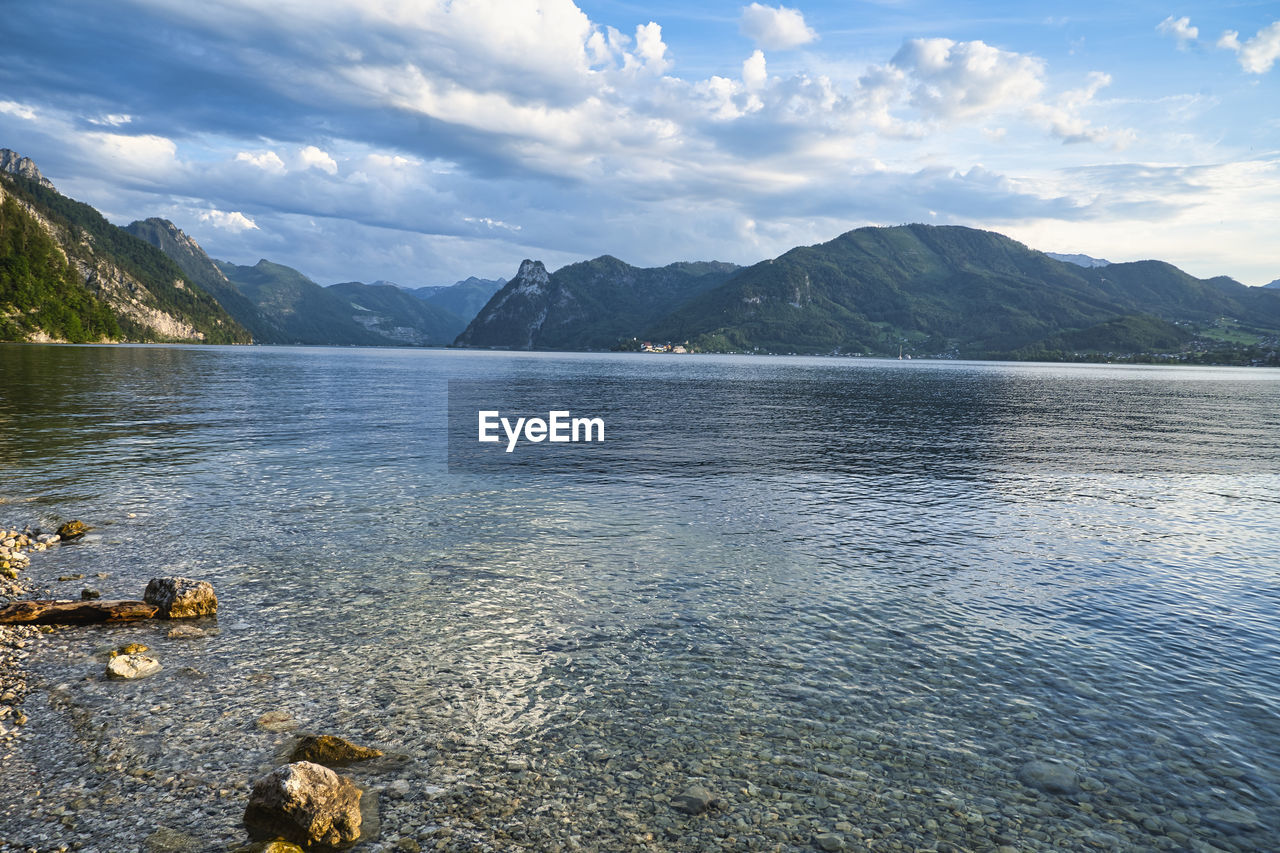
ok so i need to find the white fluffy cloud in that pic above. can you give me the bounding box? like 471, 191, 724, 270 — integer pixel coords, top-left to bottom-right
235, 150, 287, 173
299, 145, 339, 175
743, 50, 768, 93
888, 38, 1045, 119
83, 132, 179, 177
740, 3, 817, 51
1157, 15, 1198, 47
198, 208, 259, 232
632, 22, 671, 75
1217, 21, 1280, 73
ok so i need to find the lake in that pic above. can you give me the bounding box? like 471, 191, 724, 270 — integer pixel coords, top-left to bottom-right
1, 344, 1278, 852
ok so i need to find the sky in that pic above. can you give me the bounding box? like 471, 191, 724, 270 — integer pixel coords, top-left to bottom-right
0, 0, 1277, 287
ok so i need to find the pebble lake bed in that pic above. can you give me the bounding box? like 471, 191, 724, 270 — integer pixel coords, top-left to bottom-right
1, 344, 1278, 852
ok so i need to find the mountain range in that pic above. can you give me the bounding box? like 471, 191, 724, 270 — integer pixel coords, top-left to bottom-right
125, 217, 490, 347
454, 224, 1279, 362
638, 224, 1280, 359
2, 147, 1277, 363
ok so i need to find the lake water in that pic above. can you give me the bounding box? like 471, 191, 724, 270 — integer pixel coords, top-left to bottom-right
1, 344, 1278, 853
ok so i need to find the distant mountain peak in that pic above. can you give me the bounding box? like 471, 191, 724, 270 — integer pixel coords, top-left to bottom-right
0, 148, 57, 191
1046, 251, 1111, 268
512, 259, 550, 294
1263, 278, 1280, 289
135, 217, 211, 262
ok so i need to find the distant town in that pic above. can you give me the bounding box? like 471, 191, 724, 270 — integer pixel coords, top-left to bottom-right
640, 341, 688, 353
612, 338, 691, 353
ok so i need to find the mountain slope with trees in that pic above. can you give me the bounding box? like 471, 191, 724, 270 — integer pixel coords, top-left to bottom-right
409, 276, 505, 321
455, 256, 739, 349
0, 150, 249, 344
643, 225, 1280, 358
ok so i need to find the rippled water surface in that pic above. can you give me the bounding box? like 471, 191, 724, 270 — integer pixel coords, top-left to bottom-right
1, 344, 1278, 852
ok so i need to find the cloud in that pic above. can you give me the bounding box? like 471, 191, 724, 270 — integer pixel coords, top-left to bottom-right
1157, 15, 1198, 48
463, 215, 521, 232
299, 145, 338, 175
87, 113, 132, 126
743, 50, 768, 93
632, 22, 671, 75
198, 208, 259, 232
82, 132, 179, 177
888, 38, 1045, 120
740, 3, 817, 51
1031, 71, 1131, 147
0, 100, 38, 121
6, 0, 1259, 283
1217, 21, 1280, 73
236, 150, 287, 173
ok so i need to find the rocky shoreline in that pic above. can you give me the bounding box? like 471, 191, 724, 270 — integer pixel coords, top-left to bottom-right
0, 520, 383, 852
0, 524, 79, 747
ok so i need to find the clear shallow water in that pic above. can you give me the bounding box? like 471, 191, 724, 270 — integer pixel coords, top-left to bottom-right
0, 344, 1278, 852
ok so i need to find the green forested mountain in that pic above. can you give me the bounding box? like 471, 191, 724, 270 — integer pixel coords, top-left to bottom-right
213, 259, 391, 346
409, 276, 505, 321
455, 255, 739, 349
327, 281, 466, 345
0, 195, 120, 342
1033, 315, 1192, 356
0, 154, 249, 344
130, 219, 462, 345
124, 217, 280, 343
644, 225, 1280, 358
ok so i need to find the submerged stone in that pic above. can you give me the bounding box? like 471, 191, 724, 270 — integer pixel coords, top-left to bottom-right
814, 832, 845, 852
1017, 759, 1080, 794
144, 827, 202, 852
672, 784, 715, 815
231, 844, 306, 853
1204, 807, 1260, 832
257, 710, 298, 732
290, 734, 383, 767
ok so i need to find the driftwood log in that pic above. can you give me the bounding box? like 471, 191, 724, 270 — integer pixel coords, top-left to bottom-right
0, 599, 159, 625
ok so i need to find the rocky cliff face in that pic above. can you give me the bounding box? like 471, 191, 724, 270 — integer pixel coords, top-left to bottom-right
454, 259, 553, 348
0, 149, 56, 191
